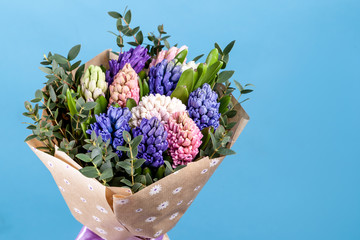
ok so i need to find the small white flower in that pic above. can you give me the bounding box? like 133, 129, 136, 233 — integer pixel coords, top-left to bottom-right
194, 185, 201, 191
96, 228, 107, 235
157, 201, 169, 211
177, 200, 183, 206
74, 208, 82, 214
80, 197, 87, 203
172, 187, 182, 195
135, 228, 142, 232
58, 186, 65, 192
135, 208, 143, 213
187, 199, 193, 205
47, 161, 54, 168
114, 226, 124, 232
115, 199, 129, 205
88, 184, 94, 191
169, 212, 179, 220
154, 229, 163, 237
96, 205, 108, 214
210, 159, 220, 167
145, 216, 157, 222
64, 179, 70, 185
149, 184, 162, 196
92, 216, 101, 222
201, 169, 208, 174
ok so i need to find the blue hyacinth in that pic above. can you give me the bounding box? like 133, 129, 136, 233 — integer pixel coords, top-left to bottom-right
187, 83, 221, 130
86, 106, 132, 157
106, 45, 150, 85
148, 59, 183, 96
132, 117, 168, 168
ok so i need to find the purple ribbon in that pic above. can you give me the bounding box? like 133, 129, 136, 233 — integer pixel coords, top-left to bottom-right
76, 226, 164, 240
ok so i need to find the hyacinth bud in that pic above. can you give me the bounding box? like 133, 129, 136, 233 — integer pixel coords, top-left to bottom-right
149, 45, 188, 69
86, 106, 132, 157
81, 65, 108, 102
109, 63, 140, 107
130, 94, 186, 127
106, 45, 150, 85
165, 111, 203, 167
132, 117, 168, 168
148, 59, 183, 96
187, 83, 221, 130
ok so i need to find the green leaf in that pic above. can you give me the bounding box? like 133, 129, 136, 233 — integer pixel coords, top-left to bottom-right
192, 54, 204, 62
108, 11, 122, 19
66, 89, 77, 116
156, 165, 166, 179
24, 135, 37, 142
76, 153, 92, 162
214, 42, 223, 55
136, 31, 143, 44
234, 80, 244, 92
83, 102, 97, 111
174, 49, 188, 64
217, 147, 236, 155
67, 44, 81, 61
35, 89, 43, 100
126, 98, 137, 111
48, 85, 56, 102
122, 131, 131, 143
205, 48, 219, 67
117, 146, 130, 152
218, 71, 235, 83
39, 67, 52, 74
142, 79, 149, 96
52, 54, 68, 64
241, 89, 254, 94
175, 68, 194, 93
99, 167, 113, 180
131, 135, 143, 148
224, 109, 237, 118
79, 166, 99, 178
133, 158, 146, 169
94, 96, 108, 115
170, 85, 189, 105
124, 10, 131, 23
117, 161, 131, 169
219, 95, 231, 114
138, 76, 143, 98
200, 127, 212, 150
215, 125, 225, 139
194, 61, 222, 89
120, 178, 132, 187
223, 40, 236, 55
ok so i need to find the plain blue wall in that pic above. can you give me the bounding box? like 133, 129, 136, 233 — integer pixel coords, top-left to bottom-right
1, 0, 359, 239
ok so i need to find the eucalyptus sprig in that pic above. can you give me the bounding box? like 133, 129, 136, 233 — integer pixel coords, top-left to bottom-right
23, 45, 86, 157
108, 8, 171, 56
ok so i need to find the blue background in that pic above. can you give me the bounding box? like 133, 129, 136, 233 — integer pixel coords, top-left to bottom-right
1, 0, 359, 239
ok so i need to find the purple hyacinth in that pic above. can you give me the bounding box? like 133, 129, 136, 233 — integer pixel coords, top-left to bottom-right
187, 83, 221, 130
106, 45, 150, 85
148, 59, 183, 96
86, 106, 132, 157
132, 117, 168, 168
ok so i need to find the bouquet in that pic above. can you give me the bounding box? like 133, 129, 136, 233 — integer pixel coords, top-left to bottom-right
23, 7, 252, 240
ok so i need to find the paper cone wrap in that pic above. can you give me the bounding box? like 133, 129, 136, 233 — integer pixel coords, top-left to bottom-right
26, 50, 249, 240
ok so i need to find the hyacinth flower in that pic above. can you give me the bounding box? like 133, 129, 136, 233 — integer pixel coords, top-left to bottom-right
106, 45, 150, 85
132, 117, 168, 168
148, 59, 183, 96
181, 61, 200, 72
165, 111, 203, 167
130, 93, 186, 127
86, 106, 132, 157
149, 45, 188, 69
187, 83, 221, 130
80, 65, 108, 102
108, 63, 140, 107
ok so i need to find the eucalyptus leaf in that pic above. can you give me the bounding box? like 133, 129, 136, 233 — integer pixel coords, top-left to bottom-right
67, 44, 81, 61
79, 166, 99, 178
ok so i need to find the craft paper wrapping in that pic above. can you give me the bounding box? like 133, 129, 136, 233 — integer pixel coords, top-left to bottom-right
26, 49, 249, 240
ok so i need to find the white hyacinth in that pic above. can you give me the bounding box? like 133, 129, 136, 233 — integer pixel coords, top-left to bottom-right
181, 61, 200, 72
81, 65, 108, 102
130, 94, 186, 127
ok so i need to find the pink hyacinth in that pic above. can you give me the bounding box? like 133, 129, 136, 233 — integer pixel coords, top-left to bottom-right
109, 63, 140, 107
149, 45, 188, 69
165, 111, 203, 167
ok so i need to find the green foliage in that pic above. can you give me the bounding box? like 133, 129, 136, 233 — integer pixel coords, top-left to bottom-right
108, 8, 171, 57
